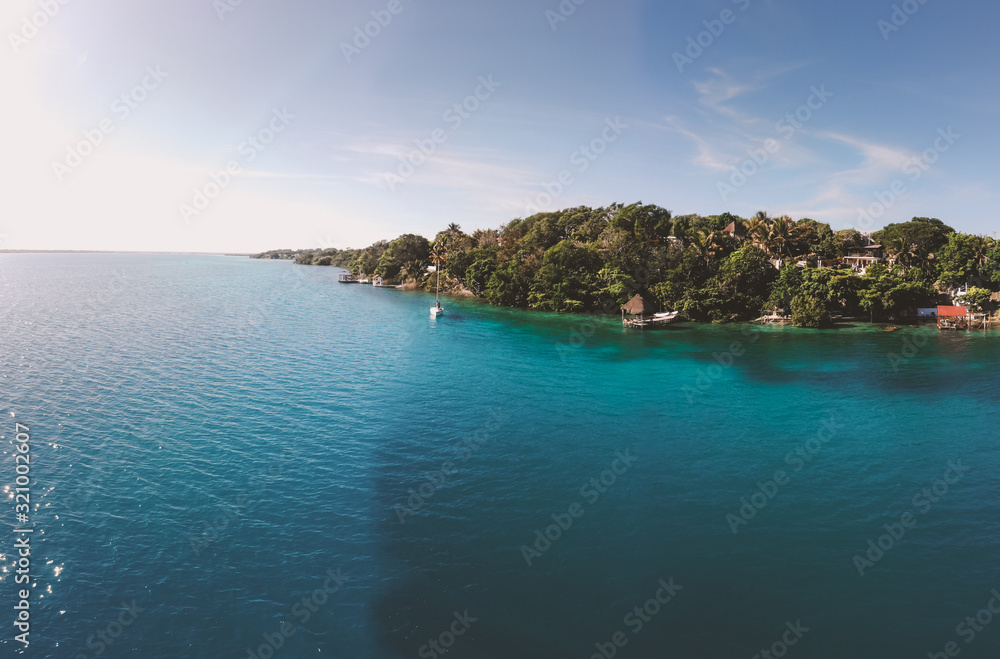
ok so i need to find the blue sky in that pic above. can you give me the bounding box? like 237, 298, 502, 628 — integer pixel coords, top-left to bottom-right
2, 0, 997, 252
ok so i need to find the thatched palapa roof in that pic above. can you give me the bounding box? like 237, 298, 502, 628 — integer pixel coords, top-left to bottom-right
723, 221, 746, 238
622, 294, 656, 316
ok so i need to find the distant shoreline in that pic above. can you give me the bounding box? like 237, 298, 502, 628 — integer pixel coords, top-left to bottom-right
0, 250, 252, 256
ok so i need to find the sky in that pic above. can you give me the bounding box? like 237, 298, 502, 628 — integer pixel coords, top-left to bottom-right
1, 0, 998, 253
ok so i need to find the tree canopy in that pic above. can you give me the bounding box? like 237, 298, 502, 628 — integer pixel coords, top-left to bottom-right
284, 206, 995, 323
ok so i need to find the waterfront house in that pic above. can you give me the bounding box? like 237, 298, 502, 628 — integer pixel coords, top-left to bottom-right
843, 244, 886, 273
937, 305, 969, 330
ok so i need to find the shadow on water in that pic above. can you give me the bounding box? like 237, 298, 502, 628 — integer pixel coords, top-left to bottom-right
355, 290, 999, 657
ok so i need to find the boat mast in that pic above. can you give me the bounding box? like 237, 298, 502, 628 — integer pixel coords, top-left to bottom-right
435, 257, 440, 302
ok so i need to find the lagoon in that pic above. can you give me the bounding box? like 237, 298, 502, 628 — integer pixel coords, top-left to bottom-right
1, 253, 998, 658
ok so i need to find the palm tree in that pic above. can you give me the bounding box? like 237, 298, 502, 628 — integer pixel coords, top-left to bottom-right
768, 215, 794, 259
429, 238, 449, 309
885, 236, 916, 272
972, 235, 994, 270
691, 229, 723, 267
746, 212, 770, 249
430, 237, 449, 273
754, 223, 778, 258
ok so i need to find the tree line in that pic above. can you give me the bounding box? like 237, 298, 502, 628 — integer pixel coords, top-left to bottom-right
281, 204, 1000, 326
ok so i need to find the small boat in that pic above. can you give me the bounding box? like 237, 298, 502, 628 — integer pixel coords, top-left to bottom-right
430, 251, 444, 316
338, 273, 360, 284
621, 295, 680, 329
625, 311, 681, 329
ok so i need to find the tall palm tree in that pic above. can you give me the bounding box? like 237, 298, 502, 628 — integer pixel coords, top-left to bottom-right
746, 211, 770, 249
885, 236, 916, 271
754, 222, 779, 258
430, 237, 449, 272
691, 229, 724, 267
429, 238, 449, 307
768, 215, 795, 259
972, 235, 994, 270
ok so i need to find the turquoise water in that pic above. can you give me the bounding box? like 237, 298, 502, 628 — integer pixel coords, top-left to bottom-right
1, 253, 999, 658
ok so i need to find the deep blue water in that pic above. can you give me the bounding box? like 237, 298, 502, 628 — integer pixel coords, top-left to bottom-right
1, 253, 999, 658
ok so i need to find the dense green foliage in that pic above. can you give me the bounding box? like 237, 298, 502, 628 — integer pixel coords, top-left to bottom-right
959, 287, 994, 315
251, 248, 299, 260
791, 295, 832, 328
280, 204, 998, 322
374, 234, 431, 281
293, 242, 387, 272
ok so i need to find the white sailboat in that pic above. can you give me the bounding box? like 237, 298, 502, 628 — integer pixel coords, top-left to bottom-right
430, 260, 444, 317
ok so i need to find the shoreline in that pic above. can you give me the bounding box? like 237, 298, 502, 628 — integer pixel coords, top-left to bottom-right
0, 249, 252, 256
396, 285, 992, 332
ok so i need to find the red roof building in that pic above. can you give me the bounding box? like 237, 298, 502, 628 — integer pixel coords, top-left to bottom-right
937, 306, 969, 330
937, 306, 967, 316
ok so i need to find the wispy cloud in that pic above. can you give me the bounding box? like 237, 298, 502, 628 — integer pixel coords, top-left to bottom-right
691, 67, 770, 123
668, 66, 820, 173
661, 115, 736, 172
792, 133, 921, 218
357, 147, 540, 194
819, 132, 915, 181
